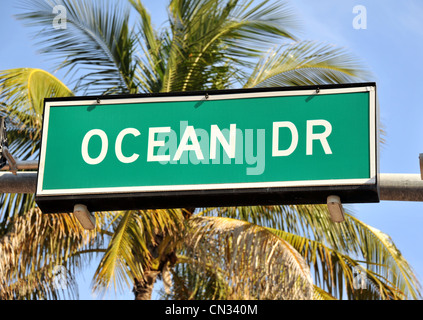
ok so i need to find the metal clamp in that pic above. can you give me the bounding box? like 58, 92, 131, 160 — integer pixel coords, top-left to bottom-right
0, 118, 17, 175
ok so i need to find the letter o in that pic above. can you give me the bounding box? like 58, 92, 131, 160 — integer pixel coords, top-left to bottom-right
81, 129, 108, 165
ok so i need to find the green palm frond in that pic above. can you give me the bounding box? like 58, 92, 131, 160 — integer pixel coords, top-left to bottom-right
313, 285, 337, 300
161, 0, 298, 92
92, 209, 186, 296
0, 68, 73, 136
204, 205, 360, 255
0, 68, 73, 224
219, 0, 298, 55
129, 0, 168, 93
92, 211, 149, 296
269, 227, 406, 300
206, 205, 421, 299
168, 255, 232, 300
16, 0, 138, 94
245, 41, 370, 88
345, 214, 422, 300
179, 215, 313, 300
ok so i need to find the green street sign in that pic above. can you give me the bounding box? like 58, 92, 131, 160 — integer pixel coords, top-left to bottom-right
35, 83, 379, 213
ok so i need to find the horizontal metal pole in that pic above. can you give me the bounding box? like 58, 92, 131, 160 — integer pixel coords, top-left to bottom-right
0, 160, 38, 171
0, 172, 37, 193
0, 172, 422, 202
379, 174, 423, 201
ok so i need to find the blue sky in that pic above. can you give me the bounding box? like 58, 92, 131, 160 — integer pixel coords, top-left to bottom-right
1, 0, 423, 300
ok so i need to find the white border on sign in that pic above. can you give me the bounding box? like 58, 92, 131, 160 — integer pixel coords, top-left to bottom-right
37, 86, 377, 196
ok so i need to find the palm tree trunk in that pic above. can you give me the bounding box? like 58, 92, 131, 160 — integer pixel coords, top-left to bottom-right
133, 271, 159, 300
132, 208, 195, 300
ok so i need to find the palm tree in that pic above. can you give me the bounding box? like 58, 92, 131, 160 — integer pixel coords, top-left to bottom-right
0, 0, 421, 300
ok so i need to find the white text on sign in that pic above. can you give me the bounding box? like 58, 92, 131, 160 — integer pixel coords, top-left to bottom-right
81, 120, 333, 175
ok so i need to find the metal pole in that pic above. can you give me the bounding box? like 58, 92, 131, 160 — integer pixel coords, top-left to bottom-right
0, 172, 37, 193
0, 160, 38, 171
379, 173, 423, 202
0, 171, 422, 202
